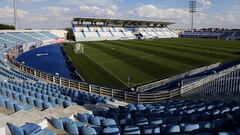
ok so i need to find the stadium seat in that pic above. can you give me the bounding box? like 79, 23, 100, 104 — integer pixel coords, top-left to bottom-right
47, 118, 64, 130
80, 127, 97, 135
89, 117, 101, 126
102, 119, 117, 127
123, 126, 140, 135
162, 124, 181, 134
75, 113, 88, 123
143, 125, 161, 135
7, 123, 24, 135
103, 127, 120, 135
63, 122, 79, 134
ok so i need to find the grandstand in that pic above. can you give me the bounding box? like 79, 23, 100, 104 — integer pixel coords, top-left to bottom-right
72, 18, 178, 41
0, 10, 239, 135
181, 30, 240, 40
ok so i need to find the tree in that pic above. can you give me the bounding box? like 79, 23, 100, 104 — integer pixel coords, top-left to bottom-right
65, 27, 75, 41
0, 24, 15, 30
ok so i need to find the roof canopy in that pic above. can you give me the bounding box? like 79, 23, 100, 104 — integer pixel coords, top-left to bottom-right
72, 17, 174, 27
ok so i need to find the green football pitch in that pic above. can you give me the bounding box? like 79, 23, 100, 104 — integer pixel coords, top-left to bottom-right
63, 38, 240, 89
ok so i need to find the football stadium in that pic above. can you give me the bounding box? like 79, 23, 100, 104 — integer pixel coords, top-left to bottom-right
0, 0, 240, 135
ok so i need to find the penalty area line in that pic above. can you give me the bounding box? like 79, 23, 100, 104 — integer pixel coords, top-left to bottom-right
84, 54, 128, 87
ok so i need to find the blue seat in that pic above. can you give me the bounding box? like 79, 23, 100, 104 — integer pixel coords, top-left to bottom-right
76, 113, 88, 123
7, 123, 24, 135
123, 126, 140, 135
103, 127, 120, 135
135, 117, 148, 126
34, 99, 43, 110
42, 102, 51, 110
12, 92, 19, 100
19, 94, 27, 103
56, 98, 63, 106
63, 101, 71, 107
6, 90, 13, 98
89, 125, 102, 134
80, 127, 97, 135
63, 122, 79, 134
47, 118, 64, 130
42, 94, 49, 101
149, 117, 163, 125
26, 97, 34, 106
143, 125, 161, 135
35, 93, 42, 99
181, 123, 200, 133
21, 123, 41, 135
102, 119, 117, 127
29, 91, 35, 97
48, 96, 56, 103
0, 97, 5, 106
89, 117, 101, 126
0, 89, 6, 96
5, 100, 14, 111
13, 103, 23, 111
162, 124, 180, 134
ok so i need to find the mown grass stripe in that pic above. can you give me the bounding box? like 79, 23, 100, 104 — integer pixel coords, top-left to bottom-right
121, 40, 236, 61
115, 40, 218, 65
88, 42, 179, 78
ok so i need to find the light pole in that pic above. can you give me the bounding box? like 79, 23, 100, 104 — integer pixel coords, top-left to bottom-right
13, 0, 18, 30
189, 0, 196, 31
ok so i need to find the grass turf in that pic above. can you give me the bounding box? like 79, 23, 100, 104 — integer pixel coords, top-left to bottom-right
63, 38, 240, 89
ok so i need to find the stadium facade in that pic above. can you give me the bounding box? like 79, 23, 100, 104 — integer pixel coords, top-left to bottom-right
0, 17, 239, 135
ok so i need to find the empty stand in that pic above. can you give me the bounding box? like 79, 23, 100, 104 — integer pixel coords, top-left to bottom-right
0, 31, 59, 47
6, 96, 240, 135
72, 18, 178, 41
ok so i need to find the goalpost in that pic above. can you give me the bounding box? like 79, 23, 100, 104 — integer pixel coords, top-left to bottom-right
74, 43, 84, 54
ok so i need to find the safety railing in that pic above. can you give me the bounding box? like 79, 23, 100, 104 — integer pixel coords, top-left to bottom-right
6, 45, 182, 103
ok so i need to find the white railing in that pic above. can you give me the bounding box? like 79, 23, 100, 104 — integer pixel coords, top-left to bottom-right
136, 62, 221, 92
181, 64, 240, 95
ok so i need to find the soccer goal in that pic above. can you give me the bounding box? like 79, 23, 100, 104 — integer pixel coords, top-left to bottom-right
74, 43, 84, 54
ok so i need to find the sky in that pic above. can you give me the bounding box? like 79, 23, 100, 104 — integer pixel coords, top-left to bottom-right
0, 0, 239, 29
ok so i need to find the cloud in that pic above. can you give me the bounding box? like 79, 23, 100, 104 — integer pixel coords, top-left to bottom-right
197, 0, 212, 9
78, 5, 119, 17
215, 14, 239, 23
0, 7, 28, 19
59, 0, 121, 6
41, 6, 72, 17
126, 4, 188, 21
17, 0, 46, 3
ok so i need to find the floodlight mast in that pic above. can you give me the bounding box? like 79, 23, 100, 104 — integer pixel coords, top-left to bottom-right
13, 0, 18, 30
189, 0, 196, 31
